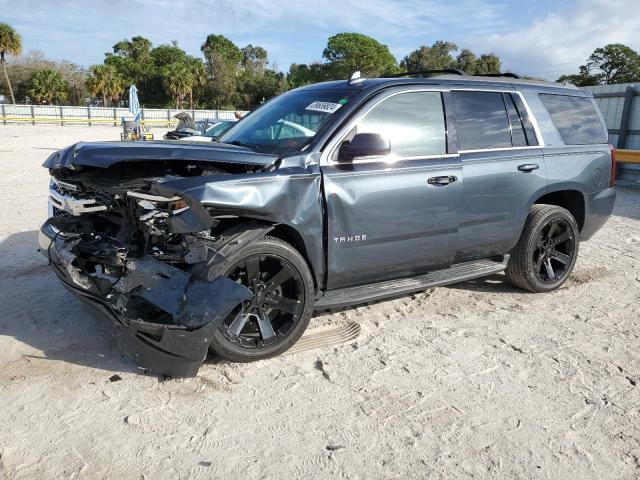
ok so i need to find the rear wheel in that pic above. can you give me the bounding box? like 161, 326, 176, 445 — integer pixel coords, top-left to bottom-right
208, 236, 314, 362
506, 205, 579, 292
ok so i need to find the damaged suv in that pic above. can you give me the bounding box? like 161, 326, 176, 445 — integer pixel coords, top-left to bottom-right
40, 70, 616, 377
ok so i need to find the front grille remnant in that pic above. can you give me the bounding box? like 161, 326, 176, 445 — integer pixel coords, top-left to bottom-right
48, 188, 108, 216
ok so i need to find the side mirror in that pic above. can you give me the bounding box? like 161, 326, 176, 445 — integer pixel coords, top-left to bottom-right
338, 133, 390, 162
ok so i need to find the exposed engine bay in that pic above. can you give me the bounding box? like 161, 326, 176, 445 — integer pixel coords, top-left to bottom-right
42, 159, 273, 377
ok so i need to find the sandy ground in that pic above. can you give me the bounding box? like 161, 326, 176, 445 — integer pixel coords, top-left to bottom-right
0, 125, 639, 479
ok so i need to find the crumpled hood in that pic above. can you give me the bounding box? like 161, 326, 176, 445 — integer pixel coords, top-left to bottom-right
43, 140, 278, 170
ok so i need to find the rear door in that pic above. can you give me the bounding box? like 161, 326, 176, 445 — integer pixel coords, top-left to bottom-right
320, 88, 461, 290
452, 89, 547, 261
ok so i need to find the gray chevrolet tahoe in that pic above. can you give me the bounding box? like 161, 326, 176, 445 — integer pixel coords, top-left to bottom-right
40, 70, 616, 376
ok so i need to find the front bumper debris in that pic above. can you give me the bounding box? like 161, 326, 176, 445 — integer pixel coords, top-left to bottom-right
41, 221, 252, 377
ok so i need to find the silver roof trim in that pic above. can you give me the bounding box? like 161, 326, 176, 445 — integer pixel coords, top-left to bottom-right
432, 74, 579, 89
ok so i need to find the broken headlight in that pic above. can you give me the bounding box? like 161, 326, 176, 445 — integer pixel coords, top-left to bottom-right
127, 191, 190, 235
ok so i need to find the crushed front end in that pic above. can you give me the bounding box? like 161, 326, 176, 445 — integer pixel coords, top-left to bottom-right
40, 160, 255, 377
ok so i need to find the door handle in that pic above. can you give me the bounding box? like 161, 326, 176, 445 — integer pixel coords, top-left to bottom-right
428, 175, 457, 186
518, 163, 539, 172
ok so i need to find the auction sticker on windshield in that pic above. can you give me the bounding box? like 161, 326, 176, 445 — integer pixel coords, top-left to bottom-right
305, 101, 343, 114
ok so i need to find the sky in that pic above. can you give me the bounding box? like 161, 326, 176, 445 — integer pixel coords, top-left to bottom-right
2, 0, 639, 80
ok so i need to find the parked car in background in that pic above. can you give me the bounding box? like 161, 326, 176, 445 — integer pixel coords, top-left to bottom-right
164, 114, 225, 140
256, 119, 316, 140
179, 120, 237, 142
39, 70, 615, 377
196, 118, 224, 134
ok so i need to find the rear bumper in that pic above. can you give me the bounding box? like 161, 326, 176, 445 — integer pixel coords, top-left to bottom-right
580, 187, 616, 240
40, 220, 251, 377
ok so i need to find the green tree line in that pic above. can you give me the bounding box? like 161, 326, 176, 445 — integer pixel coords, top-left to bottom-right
1, 22, 639, 109
557, 44, 640, 86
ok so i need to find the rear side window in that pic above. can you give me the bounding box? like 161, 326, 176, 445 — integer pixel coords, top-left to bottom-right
357, 91, 446, 157
452, 91, 512, 150
539, 94, 607, 145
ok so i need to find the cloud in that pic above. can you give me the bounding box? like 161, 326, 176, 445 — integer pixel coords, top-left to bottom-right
1, 0, 506, 62
2, 0, 639, 78
157, 0, 506, 38
174, 0, 509, 67
474, 0, 640, 79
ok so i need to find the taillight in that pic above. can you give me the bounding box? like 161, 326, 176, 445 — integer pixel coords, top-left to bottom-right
609, 144, 617, 187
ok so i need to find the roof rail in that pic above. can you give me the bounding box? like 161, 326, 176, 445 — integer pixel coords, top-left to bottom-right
474, 72, 521, 79
382, 69, 467, 78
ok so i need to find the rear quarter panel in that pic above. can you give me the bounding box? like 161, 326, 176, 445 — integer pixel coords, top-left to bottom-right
522, 90, 615, 238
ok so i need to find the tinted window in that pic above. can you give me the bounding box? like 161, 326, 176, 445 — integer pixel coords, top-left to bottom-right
357, 92, 446, 157
452, 91, 512, 150
539, 94, 607, 145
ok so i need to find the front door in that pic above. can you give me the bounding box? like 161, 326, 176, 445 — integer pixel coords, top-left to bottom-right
321, 90, 461, 290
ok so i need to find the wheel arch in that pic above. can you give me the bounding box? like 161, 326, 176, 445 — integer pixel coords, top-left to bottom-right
268, 223, 318, 289
211, 219, 319, 290
533, 189, 586, 232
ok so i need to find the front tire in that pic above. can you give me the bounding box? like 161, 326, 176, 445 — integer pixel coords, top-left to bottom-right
207, 236, 314, 362
506, 205, 579, 292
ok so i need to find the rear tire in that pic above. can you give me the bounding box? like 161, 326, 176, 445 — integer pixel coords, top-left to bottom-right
506, 204, 579, 292
206, 236, 314, 362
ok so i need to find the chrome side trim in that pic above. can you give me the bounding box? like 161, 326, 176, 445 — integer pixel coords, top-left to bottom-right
459, 145, 540, 154
320, 86, 546, 165
325, 156, 457, 166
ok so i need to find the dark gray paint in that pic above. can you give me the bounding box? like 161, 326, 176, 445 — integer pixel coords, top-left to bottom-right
43, 77, 616, 292
153, 165, 326, 287
41, 75, 617, 370
456, 148, 547, 261
43, 140, 278, 170
322, 157, 462, 289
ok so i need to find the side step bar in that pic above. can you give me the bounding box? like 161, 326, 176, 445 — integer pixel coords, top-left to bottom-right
314, 257, 509, 310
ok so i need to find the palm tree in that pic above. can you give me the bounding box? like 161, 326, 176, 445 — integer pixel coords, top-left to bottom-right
27, 69, 69, 104
185, 57, 207, 110
86, 64, 124, 107
0, 23, 23, 104
161, 62, 192, 109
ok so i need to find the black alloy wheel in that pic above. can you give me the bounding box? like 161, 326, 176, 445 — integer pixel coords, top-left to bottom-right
208, 236, 314, 362
222, 253, 305, 349
506, 204, 580, 292
532, 218, 576, 284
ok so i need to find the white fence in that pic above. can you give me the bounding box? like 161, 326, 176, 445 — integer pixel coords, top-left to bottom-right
0, 104, 242, 128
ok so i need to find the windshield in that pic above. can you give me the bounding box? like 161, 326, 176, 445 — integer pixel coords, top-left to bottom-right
203, 121, 235, 139
218, 89, 354, 155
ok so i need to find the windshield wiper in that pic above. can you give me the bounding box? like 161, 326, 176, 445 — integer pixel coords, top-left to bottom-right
228, 140, 258, 151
